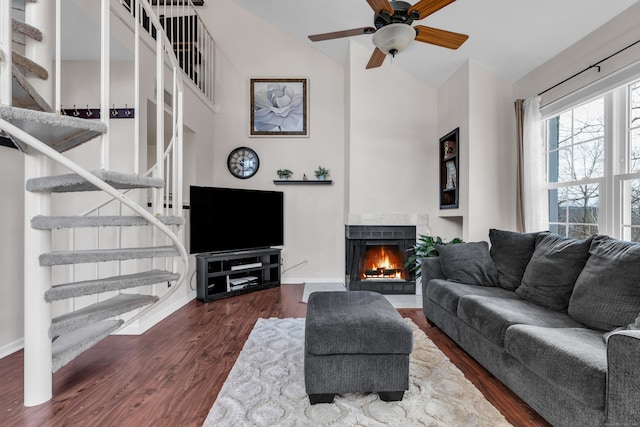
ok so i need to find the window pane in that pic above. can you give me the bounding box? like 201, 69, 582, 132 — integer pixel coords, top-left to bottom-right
568, 225, 598, 239
631, 179, 640, 226
573, 139, 604, 179
567, 184, 598, 224
631, 81, 640, 128
558, 111, 572, 147
555, 148, 572, 182
573, 98, 604, 143
631, 128, 640, 173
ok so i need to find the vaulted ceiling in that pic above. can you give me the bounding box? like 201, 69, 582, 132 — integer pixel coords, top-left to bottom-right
228, 0, 639, 88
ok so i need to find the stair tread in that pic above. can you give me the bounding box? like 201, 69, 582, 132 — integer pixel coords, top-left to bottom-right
50, 294, 159, 338
45, 269, 180, 301
39, 246, 179, 266
52, 319, 123, 373
12, 17, 43, 41
32, 215, 184, 230
26, 169, 164, 193
0, 106, 105, 153
11, 65, 52, 114
12, 51, 48, 80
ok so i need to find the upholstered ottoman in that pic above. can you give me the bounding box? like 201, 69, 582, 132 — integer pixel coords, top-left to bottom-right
304, 291, 413, 404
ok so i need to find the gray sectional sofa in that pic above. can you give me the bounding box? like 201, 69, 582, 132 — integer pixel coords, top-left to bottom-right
421, 230, 640, 427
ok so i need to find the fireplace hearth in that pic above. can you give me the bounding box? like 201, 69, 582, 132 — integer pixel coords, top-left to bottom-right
345, 225, 416, 294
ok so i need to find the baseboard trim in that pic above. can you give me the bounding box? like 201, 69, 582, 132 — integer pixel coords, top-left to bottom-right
0, 337, 24, 359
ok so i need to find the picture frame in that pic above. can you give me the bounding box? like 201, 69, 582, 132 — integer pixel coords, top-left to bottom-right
250, 78, 308, 137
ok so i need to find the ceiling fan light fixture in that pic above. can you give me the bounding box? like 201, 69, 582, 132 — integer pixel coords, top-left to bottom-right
372, 23, 415, 56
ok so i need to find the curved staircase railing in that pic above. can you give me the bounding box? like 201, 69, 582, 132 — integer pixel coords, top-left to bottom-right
0, 0, 198, 406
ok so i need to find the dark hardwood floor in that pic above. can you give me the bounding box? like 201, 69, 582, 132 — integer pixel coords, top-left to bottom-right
0, 284, 550, 426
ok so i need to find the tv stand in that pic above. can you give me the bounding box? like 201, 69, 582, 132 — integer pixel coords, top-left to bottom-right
196, 248, 281, 302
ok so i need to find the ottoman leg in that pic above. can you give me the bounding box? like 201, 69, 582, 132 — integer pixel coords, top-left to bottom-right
309, 393, 335, 405
379, 391, 405, 402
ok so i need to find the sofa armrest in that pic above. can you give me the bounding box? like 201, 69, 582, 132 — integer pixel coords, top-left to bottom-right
606, 329, 640, 425
421, 257, 445, 295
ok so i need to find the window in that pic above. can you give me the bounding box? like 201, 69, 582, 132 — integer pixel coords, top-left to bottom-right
544, 78, 640, 241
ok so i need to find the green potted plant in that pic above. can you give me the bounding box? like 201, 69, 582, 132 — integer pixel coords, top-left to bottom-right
406, 234, 463, 277
277, 169, 293, 180
314, 166, 330, 180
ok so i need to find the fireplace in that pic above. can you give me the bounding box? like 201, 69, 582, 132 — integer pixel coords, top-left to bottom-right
345, 225, 416, 294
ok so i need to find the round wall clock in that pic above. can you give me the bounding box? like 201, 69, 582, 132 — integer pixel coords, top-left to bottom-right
227, 146, 260, 179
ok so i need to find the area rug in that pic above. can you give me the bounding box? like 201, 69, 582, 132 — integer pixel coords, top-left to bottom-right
203, 318, 512, 427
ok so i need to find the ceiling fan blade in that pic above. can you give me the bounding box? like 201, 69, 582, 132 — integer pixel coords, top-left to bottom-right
409, 0, 456, 20
366, 0, 394, 15
366, 48, 387, 69
308, 27, 376, 42
414, 25, 468, 49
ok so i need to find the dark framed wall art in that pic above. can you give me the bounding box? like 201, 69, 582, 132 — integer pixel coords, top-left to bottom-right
250, 78, 308, 137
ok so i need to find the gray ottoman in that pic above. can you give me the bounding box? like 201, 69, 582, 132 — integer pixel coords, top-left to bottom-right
304, 291, 413, 404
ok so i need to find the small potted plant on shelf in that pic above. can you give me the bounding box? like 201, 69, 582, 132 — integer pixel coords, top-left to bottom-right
314, 166, 330, 181
277, 169, 293, 180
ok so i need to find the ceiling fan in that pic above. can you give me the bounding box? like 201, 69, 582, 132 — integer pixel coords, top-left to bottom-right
308, 0, 468, 69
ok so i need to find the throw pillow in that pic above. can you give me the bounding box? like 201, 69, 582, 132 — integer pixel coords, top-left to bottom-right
489, 228, 542, 290
516, 233, 593, 312
436, 241, 498, 287
568, 236, 640, 331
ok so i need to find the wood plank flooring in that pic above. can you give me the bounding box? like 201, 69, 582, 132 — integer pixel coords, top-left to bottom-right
0, 284, 550, 426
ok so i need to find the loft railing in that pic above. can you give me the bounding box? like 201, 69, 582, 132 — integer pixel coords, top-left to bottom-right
120, 0, 215, 104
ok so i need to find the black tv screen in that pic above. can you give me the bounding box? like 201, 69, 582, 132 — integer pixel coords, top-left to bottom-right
189, 186, 284, 254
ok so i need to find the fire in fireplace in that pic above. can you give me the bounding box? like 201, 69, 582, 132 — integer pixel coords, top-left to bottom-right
345, 225, 416, 294
362, 245, 405, 280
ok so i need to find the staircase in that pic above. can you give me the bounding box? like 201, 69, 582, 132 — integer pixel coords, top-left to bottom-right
0, 0, 193, 406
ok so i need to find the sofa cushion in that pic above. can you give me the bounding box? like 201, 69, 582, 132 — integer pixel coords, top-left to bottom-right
426, 279, 519, 315
504, 325, 606, 409
568, 236, 640, 331
516, 233, 593, 312
489, 229, 541, 291
436, 241, 498, 287
457, 295, 584, 346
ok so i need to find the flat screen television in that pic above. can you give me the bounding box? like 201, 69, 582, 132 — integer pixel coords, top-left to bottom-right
189, 186, 284, 254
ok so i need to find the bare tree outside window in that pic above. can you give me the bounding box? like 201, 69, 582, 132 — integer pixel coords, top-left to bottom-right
547, 98, 604, 239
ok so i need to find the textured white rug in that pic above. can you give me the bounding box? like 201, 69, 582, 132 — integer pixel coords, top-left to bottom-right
204, 318, 512, 427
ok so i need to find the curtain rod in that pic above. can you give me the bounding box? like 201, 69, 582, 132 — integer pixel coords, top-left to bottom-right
538, 38, 640, 96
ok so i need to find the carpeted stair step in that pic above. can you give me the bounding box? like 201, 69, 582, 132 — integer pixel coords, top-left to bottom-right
39, 245, 180, 266
12, 51, 48, 79
11, 65, 52, 112
45, 269, 180, 301
50, 294, 159, 338
12, 17, 43, 41
26, 170, 164, 193
52, 319, 123, 373
0, 105, 106, 153
32, 215, 184, 230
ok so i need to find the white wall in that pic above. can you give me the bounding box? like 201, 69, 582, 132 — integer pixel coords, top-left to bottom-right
0, 147, 25, 357
437, 60, 515, 242
198, 0, 345, 283
514, 1, 640, 105
346, 41, 437, 218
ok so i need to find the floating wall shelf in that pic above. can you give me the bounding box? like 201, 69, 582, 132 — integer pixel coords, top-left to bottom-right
273, 180, 333, 185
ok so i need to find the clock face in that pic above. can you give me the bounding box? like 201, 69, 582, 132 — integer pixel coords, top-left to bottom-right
227, 147, 260, 179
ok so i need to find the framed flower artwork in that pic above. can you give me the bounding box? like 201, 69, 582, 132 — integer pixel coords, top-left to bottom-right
250, 78, 308, 137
